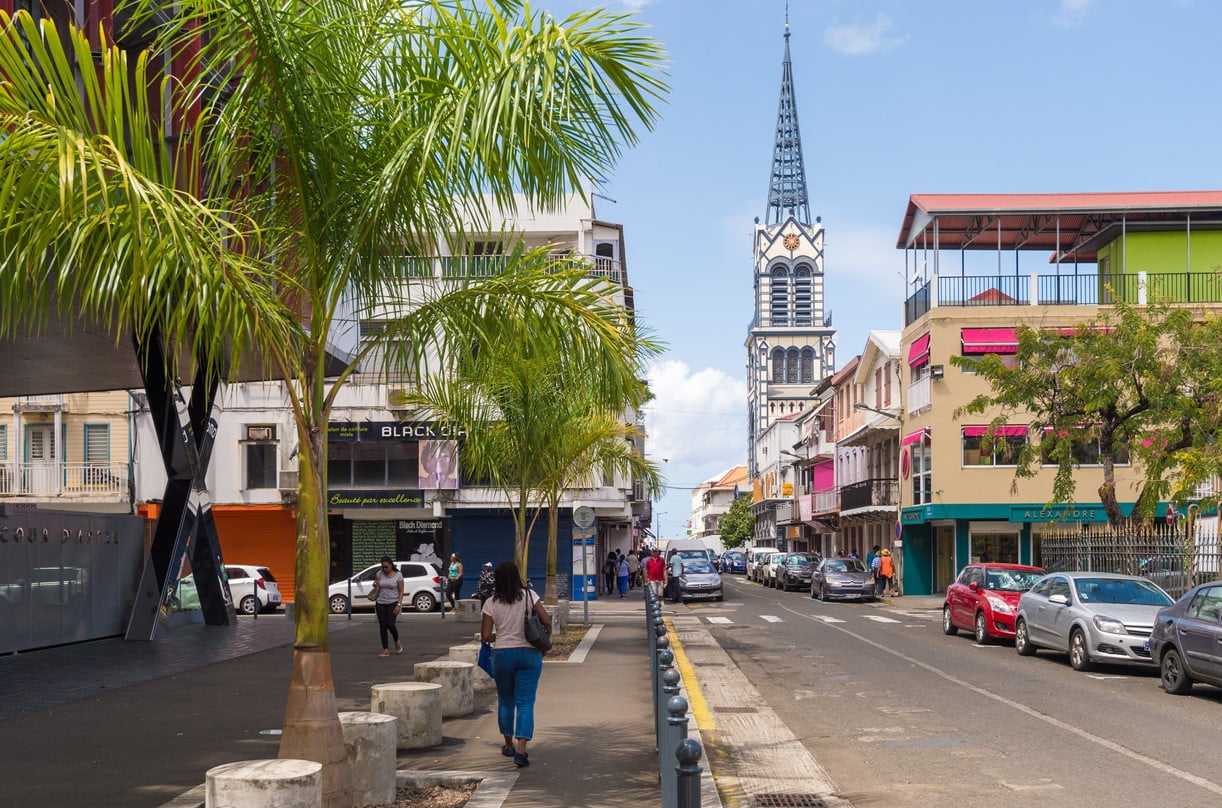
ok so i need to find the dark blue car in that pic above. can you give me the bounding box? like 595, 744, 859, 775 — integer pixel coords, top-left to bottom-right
720, 550, 747, 574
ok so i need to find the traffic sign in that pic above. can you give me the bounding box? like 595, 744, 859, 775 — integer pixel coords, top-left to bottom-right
1166, 508, 1177, 526
574, 506, 595, 528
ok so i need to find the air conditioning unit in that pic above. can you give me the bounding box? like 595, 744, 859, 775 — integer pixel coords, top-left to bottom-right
279, 471, 299, 492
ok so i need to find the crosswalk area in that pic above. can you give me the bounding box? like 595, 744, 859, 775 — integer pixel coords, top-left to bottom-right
676, 607, 941, 628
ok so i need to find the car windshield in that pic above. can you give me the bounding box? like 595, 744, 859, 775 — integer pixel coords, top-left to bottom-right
683, 560, 715, 574
825, 559, 867, 573
984, 568, 1044, 592
1074, 577, 1173, 606
725, 552, 745, 560
675, 550, 706, 559
788, 554, 819, 565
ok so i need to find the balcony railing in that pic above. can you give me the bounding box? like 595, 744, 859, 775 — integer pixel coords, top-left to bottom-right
0, 463, 129, 499
390, 253, 625, 285
839, 478, 898, 512
907, 376, 930, 415
812, 489, 838, 515
13, 395, 65, 411
904, 271, 1222, 325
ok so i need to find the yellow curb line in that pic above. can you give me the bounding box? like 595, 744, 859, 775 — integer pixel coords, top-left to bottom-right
662, 617, 716, 733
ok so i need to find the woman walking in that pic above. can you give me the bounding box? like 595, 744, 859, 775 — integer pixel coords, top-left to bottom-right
603, 551, 617, 595
446, 552, 464, 609
373, 556, 404, 657
616, 554, 630, 598
481, 561, 551, 767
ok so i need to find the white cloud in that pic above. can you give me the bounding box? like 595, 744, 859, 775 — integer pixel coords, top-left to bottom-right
825, 221, 905, 286
643, 359, 744, 478
622, 0, 654, 8
1053, 0, 1093, 27
823, 14, 907, 56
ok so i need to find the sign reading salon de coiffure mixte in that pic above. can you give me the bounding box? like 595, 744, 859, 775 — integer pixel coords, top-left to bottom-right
327, 420, 467, 442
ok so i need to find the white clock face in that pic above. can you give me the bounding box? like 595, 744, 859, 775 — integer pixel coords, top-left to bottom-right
784, 234, 800, 250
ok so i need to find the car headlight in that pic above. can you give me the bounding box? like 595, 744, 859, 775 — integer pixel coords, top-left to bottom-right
1093, 615, 1126, 634
985, 595, 1013, 615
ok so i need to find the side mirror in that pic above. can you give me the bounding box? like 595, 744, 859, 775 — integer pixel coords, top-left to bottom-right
968, 582, 979, 592
1049, 593, 1069, 605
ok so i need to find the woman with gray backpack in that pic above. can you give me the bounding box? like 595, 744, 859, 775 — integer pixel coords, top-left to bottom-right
480, 560, 552, 767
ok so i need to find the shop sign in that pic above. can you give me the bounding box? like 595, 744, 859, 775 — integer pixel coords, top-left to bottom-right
327, 421, 467, 442
902, 509, 925, 524
328, 489, 424, 508
1012, 506, 1101, 522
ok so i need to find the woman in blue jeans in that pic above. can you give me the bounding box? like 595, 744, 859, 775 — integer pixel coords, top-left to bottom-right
480, 561, 551, 767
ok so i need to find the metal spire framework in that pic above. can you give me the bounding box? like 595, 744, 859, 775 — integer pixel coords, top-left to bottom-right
765, 21, 810, 226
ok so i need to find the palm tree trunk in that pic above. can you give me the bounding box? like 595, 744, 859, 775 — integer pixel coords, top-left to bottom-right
278, 418, 351, 808
544, 501, 559, 604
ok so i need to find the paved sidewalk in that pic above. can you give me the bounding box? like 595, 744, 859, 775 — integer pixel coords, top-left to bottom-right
0, 596, 661, 808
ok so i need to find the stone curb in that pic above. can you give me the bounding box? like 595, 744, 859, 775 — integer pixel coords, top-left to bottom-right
397, 769, 518, 808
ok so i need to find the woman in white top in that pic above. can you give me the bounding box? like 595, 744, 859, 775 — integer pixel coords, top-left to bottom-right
480, 560, 551, 767
373, 556, 404, 657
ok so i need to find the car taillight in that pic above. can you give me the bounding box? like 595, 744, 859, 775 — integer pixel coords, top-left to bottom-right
432, 576, 442, 584
256, 578, 266, 590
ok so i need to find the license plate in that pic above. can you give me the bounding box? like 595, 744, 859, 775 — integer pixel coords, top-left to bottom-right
270, 594, 282, 603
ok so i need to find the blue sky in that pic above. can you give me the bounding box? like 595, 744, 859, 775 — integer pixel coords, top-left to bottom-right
543, 0, 1222, 538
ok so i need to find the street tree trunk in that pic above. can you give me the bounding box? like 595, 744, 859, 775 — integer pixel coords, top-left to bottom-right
544, 502, 559, 604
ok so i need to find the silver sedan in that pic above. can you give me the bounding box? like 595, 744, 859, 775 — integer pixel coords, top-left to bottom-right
1014, 572, 1173, 671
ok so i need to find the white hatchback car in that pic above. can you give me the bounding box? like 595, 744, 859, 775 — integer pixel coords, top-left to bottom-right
222, 564, 283, 614
328, 561, 443, 614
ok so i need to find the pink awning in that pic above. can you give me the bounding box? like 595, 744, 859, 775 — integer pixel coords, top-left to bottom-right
963, 425, 1028, 438
907, 333, 931, 367
901, 428, 929, 446
961, 328, 1018, 355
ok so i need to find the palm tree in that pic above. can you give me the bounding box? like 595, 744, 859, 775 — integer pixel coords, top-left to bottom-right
0, 3, 665, 804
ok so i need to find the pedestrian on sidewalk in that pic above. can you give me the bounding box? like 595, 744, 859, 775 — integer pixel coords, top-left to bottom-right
616, 554, 630, 597
446, 553, 465, 609
627, 549, 640, 589
373, 556, 404, 657
866, 545, 880, 570
480, 561, 552, 768
603, 551, 618, 595
876, 549, 895, 597
644, 548, 666, 600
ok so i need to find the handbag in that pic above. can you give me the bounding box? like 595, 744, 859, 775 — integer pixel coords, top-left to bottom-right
523, 591, 552, 653
477, 641, 494, 677
366, 574, 380, 602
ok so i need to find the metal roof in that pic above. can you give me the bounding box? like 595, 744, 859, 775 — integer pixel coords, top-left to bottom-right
896, 191, 1222, 258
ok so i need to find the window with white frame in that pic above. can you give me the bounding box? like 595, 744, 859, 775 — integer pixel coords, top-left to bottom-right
1040, 432, 1131, 467
910, 437, 932, 505
242, 425, 279, 489
0, 424, 6, 460
83, 424, 110, 484
962, 427, 1027, 467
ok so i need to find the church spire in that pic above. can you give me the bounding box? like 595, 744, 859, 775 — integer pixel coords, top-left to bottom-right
765, 17, 811, 226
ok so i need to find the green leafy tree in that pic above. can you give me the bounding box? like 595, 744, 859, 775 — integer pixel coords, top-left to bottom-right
718, 494, 755, 548
0, 3, 665, 803
953, 298, 1222, 526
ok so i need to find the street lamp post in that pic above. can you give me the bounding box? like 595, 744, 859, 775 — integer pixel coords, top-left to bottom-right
854, 402, 902, 421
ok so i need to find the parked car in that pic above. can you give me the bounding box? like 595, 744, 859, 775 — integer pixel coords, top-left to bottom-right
758, 552, 782, 587
810, 558, 875, 601
720, 550, 747, 574
675, 558, 723, 603
174, 564, 282, 615
943, 563, 1045, 643
1149, 580, 1222, 694
774, 552, 821, 591
327, 561, 443, 614
746, 547, 778, 582
1014, 572, 1173, 670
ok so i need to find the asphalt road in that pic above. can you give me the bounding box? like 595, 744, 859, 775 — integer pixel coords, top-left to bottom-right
679, 574, 1222, 807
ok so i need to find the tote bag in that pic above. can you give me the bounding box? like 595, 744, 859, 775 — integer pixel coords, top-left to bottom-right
523, 592, 552, 653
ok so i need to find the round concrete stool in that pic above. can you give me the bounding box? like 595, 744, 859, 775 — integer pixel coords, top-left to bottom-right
454, 598, 482, 622
414, 660, 474, 717
545, 603, 569, 633
371, 682, 443, 750
338, 711, 397, 807
448, 644, 497, 693
205, 759, 321, 808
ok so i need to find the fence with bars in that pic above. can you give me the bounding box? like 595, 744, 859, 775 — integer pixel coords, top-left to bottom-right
1039, 521, 1221, 599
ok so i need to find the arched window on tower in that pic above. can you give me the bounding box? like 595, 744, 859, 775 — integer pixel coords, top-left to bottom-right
770, 267, 790, 326
785, 348, 799, 384
771, 348, 785, 384
793, 265, 812, 326
800, 348, 815, 384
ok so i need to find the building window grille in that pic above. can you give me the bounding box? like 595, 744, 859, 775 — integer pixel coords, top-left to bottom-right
800, 348, 814, 384
785, 348, 799, 384
771, 348, 785, 383
793, 266, 812, 325
770, 267, 790, 325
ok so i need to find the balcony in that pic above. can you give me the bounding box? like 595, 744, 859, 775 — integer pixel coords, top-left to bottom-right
840, 478, 898, 513
812, 489, 838, 515
391, 253, 625, 286
903, 271, 1222, 325
13, 395, 65, 411
907, 376, 930, 415
0, 463, 130, 500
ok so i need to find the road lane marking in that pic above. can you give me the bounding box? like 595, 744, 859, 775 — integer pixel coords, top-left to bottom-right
707, 616, 733, 624
776, 600, 1222, 799
1086, 674, 1126, 680
863, 615, 901, 624
760, 615, 784, 623
812, 615, 846, 624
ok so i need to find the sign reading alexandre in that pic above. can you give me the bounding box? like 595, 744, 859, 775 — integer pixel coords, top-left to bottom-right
328, 420, 467, 443
1011, 506, 1102, 522
327, 490, 425, 508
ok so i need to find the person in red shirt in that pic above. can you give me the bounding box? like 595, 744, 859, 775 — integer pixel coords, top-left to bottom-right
643, 548, 666, 600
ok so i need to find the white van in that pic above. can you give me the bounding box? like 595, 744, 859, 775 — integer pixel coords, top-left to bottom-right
746, 546, 778, 582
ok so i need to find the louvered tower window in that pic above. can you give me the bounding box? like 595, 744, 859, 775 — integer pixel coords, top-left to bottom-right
770, 267, 790, 325
793, 266, 812, 325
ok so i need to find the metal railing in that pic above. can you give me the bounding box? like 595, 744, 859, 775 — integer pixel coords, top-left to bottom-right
389, 253, 625, 285
0, 463, 129, 498
812, 489, 838, 515
645, 585, 704, 808
839, 478, 899, 511
907, 376, 930, 414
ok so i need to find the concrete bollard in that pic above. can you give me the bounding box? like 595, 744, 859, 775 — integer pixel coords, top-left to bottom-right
545, 603, 568, 634
205, 759, 321, 808
338, 712, 397, 808
371, 682, 443, 749
454, 599, 482, 622
413, 660, 475, 717
449, 643, 497, 693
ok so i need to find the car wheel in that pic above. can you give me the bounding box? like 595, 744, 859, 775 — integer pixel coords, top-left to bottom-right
328, 594, 349, 615
1069, 628, 1094, 671
942, 607, 958, 636
818, 585, 828, 602
238, 595, 257, 615
974, 611, 991, 645
412, 591, 437, 612
1160, 648, 1193, 695
1015, 618, 1036, 656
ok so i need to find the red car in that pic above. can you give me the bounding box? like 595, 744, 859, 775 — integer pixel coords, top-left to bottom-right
943, 563, 1045, 643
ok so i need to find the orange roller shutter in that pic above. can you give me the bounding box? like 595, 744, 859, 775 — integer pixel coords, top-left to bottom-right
212, 506, 299, 602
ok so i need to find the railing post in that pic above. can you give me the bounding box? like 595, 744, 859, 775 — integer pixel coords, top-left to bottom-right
1138, 270, 1149, 305
252, 579, 259, 620
1029, 272, 1039, 306
655, 646, 672, 751
661, 678, 684, 807
675, 737, 703, 808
